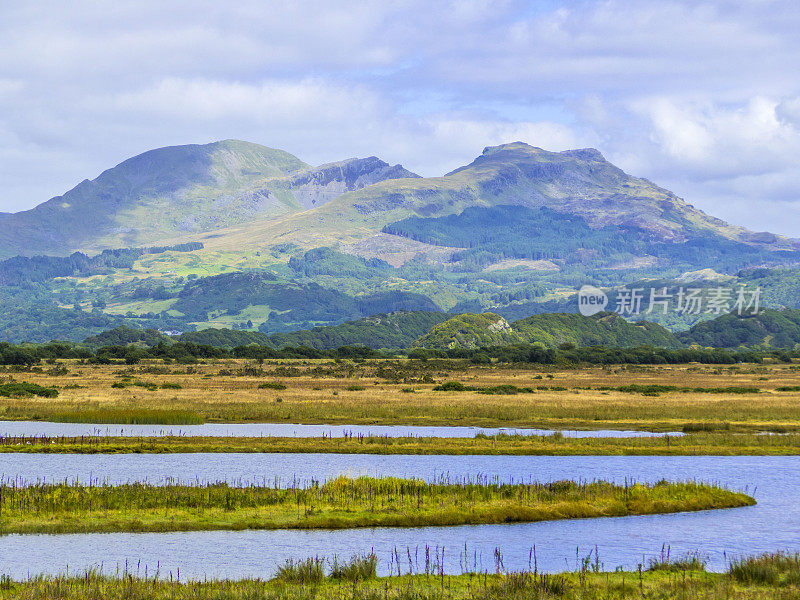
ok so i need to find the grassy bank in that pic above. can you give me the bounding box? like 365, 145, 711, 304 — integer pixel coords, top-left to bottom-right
4, 431, 800, 455
0, 477, 751, 535
6, 360, 800, 432
0, 552, 797, 599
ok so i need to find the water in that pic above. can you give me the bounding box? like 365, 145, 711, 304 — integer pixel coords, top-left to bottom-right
0, 454, 795, 579
0, 420, 681, 439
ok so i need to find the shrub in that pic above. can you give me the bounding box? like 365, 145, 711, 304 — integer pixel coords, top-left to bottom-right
433, 381, 468, 391
0, 382, 58, 398
275, 557, 325, 584
648, 548, 706, 572
258, 382, 287, 390
729, 553, 800, 586
330, 553, 378, 582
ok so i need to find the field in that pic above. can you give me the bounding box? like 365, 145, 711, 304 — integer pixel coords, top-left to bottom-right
3, 359, 800, 433
0, 476, 749, 535
1, 552, 799, 599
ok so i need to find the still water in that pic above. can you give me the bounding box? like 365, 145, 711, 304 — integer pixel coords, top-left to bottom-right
0, 420, 680, 439
0, 454, 795, 578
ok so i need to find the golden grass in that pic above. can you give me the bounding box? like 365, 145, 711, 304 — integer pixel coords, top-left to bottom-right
4, 359, 800, 431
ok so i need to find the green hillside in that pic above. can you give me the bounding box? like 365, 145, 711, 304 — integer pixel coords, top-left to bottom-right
513, 312, 681, 349
384, 205, 794, 273
679, 309, 800, 348
0, 140, 310, 257
178, 328, 271, 347
83, 326, 172, 348
414, 313, 523, 349
415, 311, 681, 350
208, 142, 796, 258
2, 140, 800, 344
265, 311, 449, 349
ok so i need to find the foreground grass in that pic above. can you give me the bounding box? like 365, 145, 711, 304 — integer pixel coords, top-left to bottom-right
1, 552, 798, 599
5, 432, 800, 455
0, 477, 751, 535
7, 360, 800, 432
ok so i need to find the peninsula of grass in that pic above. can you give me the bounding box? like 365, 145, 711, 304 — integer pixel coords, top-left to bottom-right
0, 476, 752, 535
1, 551, 795, 599
5, 431, 800, 455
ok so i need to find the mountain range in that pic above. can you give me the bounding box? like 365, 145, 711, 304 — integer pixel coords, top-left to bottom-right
2, 139, 800, 343
2, 139, 795, 260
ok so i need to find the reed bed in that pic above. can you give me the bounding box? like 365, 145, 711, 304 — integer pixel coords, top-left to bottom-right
0, 551, 796, 599
51, 409, 203, 425
0, 476, 752, 535
4, 431, 800, 455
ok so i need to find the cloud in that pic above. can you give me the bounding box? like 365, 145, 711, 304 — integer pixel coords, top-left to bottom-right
1, 0, 800, 234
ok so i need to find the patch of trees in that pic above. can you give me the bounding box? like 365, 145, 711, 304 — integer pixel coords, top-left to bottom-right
288, 247, 391, 278
383, 205, 799, 273
0, 242, 204, 286
173, 271, 440, 333
679, 308, 800, 348
265, 311, 449, 350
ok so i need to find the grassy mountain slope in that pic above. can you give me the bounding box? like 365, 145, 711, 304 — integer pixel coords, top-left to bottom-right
170, 271, 440, 334
382, 205, 796, 274
0, 142, 418, 258
0, 140, 308, 257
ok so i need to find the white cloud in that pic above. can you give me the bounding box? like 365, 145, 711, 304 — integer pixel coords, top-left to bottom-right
628, 96, 800, 179
1, 0, 800, 234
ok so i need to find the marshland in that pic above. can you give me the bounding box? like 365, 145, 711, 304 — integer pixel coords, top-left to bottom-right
0, 358, 794, 585
3, 358, 800, 434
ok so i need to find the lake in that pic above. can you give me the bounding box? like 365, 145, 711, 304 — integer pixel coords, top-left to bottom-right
0, 420, 680, 439
0, 454, 793, 579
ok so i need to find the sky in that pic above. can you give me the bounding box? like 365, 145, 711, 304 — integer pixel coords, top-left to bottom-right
1, 0, 800, 234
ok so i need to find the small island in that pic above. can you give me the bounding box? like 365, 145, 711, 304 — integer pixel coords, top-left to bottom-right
0, 476, 753, 535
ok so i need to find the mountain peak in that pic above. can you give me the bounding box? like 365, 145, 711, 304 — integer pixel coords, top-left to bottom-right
559, 148, 606, 162
478, 142, 606, 163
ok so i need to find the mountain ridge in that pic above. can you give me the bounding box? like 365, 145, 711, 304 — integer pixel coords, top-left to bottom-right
159, 141, 798, 265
